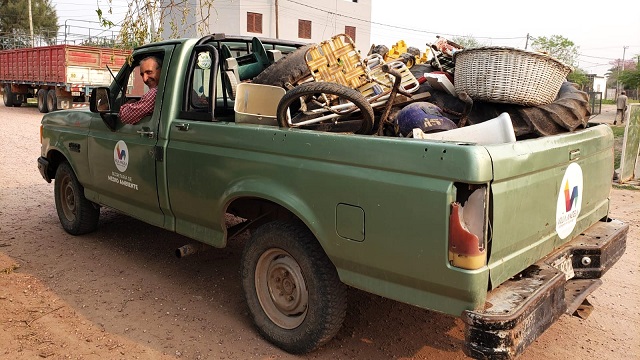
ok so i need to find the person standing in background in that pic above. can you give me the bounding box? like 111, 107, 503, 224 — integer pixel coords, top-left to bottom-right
614, 91, 628, 125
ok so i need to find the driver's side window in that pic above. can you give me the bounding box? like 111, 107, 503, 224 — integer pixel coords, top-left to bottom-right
112, 54, 163, 116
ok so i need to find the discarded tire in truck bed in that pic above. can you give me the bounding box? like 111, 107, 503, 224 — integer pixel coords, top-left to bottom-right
425, 79, 590, 137
276, 81, 375, 134
252, 44, 315, 88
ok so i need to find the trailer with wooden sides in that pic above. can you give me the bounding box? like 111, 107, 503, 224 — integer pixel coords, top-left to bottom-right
0, 45, 130, 112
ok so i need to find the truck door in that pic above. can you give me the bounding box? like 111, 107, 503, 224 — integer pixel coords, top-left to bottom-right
87, 48, 173, 227
164, 44, 227, 245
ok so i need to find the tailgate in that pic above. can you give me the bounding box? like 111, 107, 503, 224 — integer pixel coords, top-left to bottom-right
484, 124, 614, 288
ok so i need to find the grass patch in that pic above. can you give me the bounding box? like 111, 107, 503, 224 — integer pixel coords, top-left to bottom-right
1, 263, 19, 274
612, 125, 624, 170
613, 184, 640, 191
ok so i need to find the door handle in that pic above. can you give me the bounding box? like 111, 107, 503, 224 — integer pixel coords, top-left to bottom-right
174, 123, 190, 131
136, 127, 154, 138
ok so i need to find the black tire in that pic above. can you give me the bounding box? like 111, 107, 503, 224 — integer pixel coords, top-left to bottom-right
241, 220, 347, 354
252, 44, 315, 88
3, 85, 12, 107
406, 46, 421, 57
54, 162, 100, 235
399, 53, 416, 69
37, 89, 49, 113
276, 82, 375, 134
370, 44, 388, 57
47, 89, 57, 112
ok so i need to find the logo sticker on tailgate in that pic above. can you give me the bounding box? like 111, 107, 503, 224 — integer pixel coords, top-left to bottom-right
556, 162, 583, 239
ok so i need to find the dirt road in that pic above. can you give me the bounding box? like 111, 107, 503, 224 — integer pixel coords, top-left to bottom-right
0, 103, 638, 359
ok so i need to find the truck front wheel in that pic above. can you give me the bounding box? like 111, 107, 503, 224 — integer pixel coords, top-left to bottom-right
54, 162, 100, 235
241, 220, 347, 354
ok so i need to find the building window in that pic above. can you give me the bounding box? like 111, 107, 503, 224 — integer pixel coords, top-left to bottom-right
298, 19, 311, 39
345, 26, 356, 41
247, 12, 262, 33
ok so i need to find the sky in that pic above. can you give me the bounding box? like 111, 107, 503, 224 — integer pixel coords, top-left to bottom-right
52, 0, 640, 77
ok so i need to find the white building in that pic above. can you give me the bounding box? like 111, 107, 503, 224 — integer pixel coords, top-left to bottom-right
590, 75, 606, 94
161, 0, 372, 54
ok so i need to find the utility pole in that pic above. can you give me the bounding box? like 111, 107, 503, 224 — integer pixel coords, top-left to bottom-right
618, 46, 628, 96
28, 0, 34, 47
525, 33, 529, 49
275, 0, 279, 39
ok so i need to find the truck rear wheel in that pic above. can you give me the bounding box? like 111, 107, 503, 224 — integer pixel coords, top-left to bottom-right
241, 220, 347, 354
3, 85, 12, 107
47, 89, 57, 112
54, 162, 100, 235
37, 89, 49, 113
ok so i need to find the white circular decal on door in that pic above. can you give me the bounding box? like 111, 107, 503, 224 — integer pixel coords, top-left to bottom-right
114, 140, 129, 172
556, 162, 583, 239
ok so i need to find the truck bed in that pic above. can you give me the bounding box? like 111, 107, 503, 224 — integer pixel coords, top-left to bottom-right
0, 45, 129, 86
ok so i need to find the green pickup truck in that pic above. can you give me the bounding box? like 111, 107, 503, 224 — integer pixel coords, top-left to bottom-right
37, 34, 628, 359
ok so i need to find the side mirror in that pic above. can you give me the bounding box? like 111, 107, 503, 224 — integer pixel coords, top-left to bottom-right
90, 87, 111, 113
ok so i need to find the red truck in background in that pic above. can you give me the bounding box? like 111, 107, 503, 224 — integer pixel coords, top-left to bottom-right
0, 45, 130, 113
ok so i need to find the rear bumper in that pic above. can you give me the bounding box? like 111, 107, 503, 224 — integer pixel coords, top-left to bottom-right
462, 218, 628, 359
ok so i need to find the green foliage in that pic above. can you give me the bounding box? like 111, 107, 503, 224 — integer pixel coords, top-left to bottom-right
450, 36, 488, 49
97, 0, 217, 48
606, 59, 637, 88
612, 125, 624, 171
567, 68, 588, 88
531, 35, 579, 68
0, 0, 58, 48
619, 68, 640, 89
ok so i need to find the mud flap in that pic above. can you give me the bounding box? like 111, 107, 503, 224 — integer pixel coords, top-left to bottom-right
462, 219, 627, 359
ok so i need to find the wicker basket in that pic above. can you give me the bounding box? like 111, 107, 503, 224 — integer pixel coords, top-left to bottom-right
453, 47, 572, 106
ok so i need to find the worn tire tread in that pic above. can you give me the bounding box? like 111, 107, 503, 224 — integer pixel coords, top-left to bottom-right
54, 162, 100, 235
241, 220, 347, 354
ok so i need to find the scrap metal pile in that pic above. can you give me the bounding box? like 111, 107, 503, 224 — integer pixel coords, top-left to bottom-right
235, 33, 591, 141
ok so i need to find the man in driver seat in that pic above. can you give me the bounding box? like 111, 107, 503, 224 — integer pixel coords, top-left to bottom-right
119, 56, 162, 124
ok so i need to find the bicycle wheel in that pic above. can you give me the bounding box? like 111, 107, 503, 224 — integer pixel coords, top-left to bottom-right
276, 82, 375, 135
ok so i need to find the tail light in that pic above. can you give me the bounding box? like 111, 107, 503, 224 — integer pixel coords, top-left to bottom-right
449, 186, 487, 270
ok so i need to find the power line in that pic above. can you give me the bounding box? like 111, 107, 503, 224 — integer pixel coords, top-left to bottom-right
285, 0, 525, 41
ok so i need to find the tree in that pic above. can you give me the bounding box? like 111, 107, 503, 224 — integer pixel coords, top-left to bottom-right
531, 35, 579, 68
619, 68, 640, 90
0, 0, 58, 49
567, 68, 588, 89
606, 58, 638, 90
450, 35, 488, 49
97, 0, 216, 48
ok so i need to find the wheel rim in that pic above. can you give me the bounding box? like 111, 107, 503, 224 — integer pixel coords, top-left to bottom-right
60, 174, 77, 222
255, 248, 308, 329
